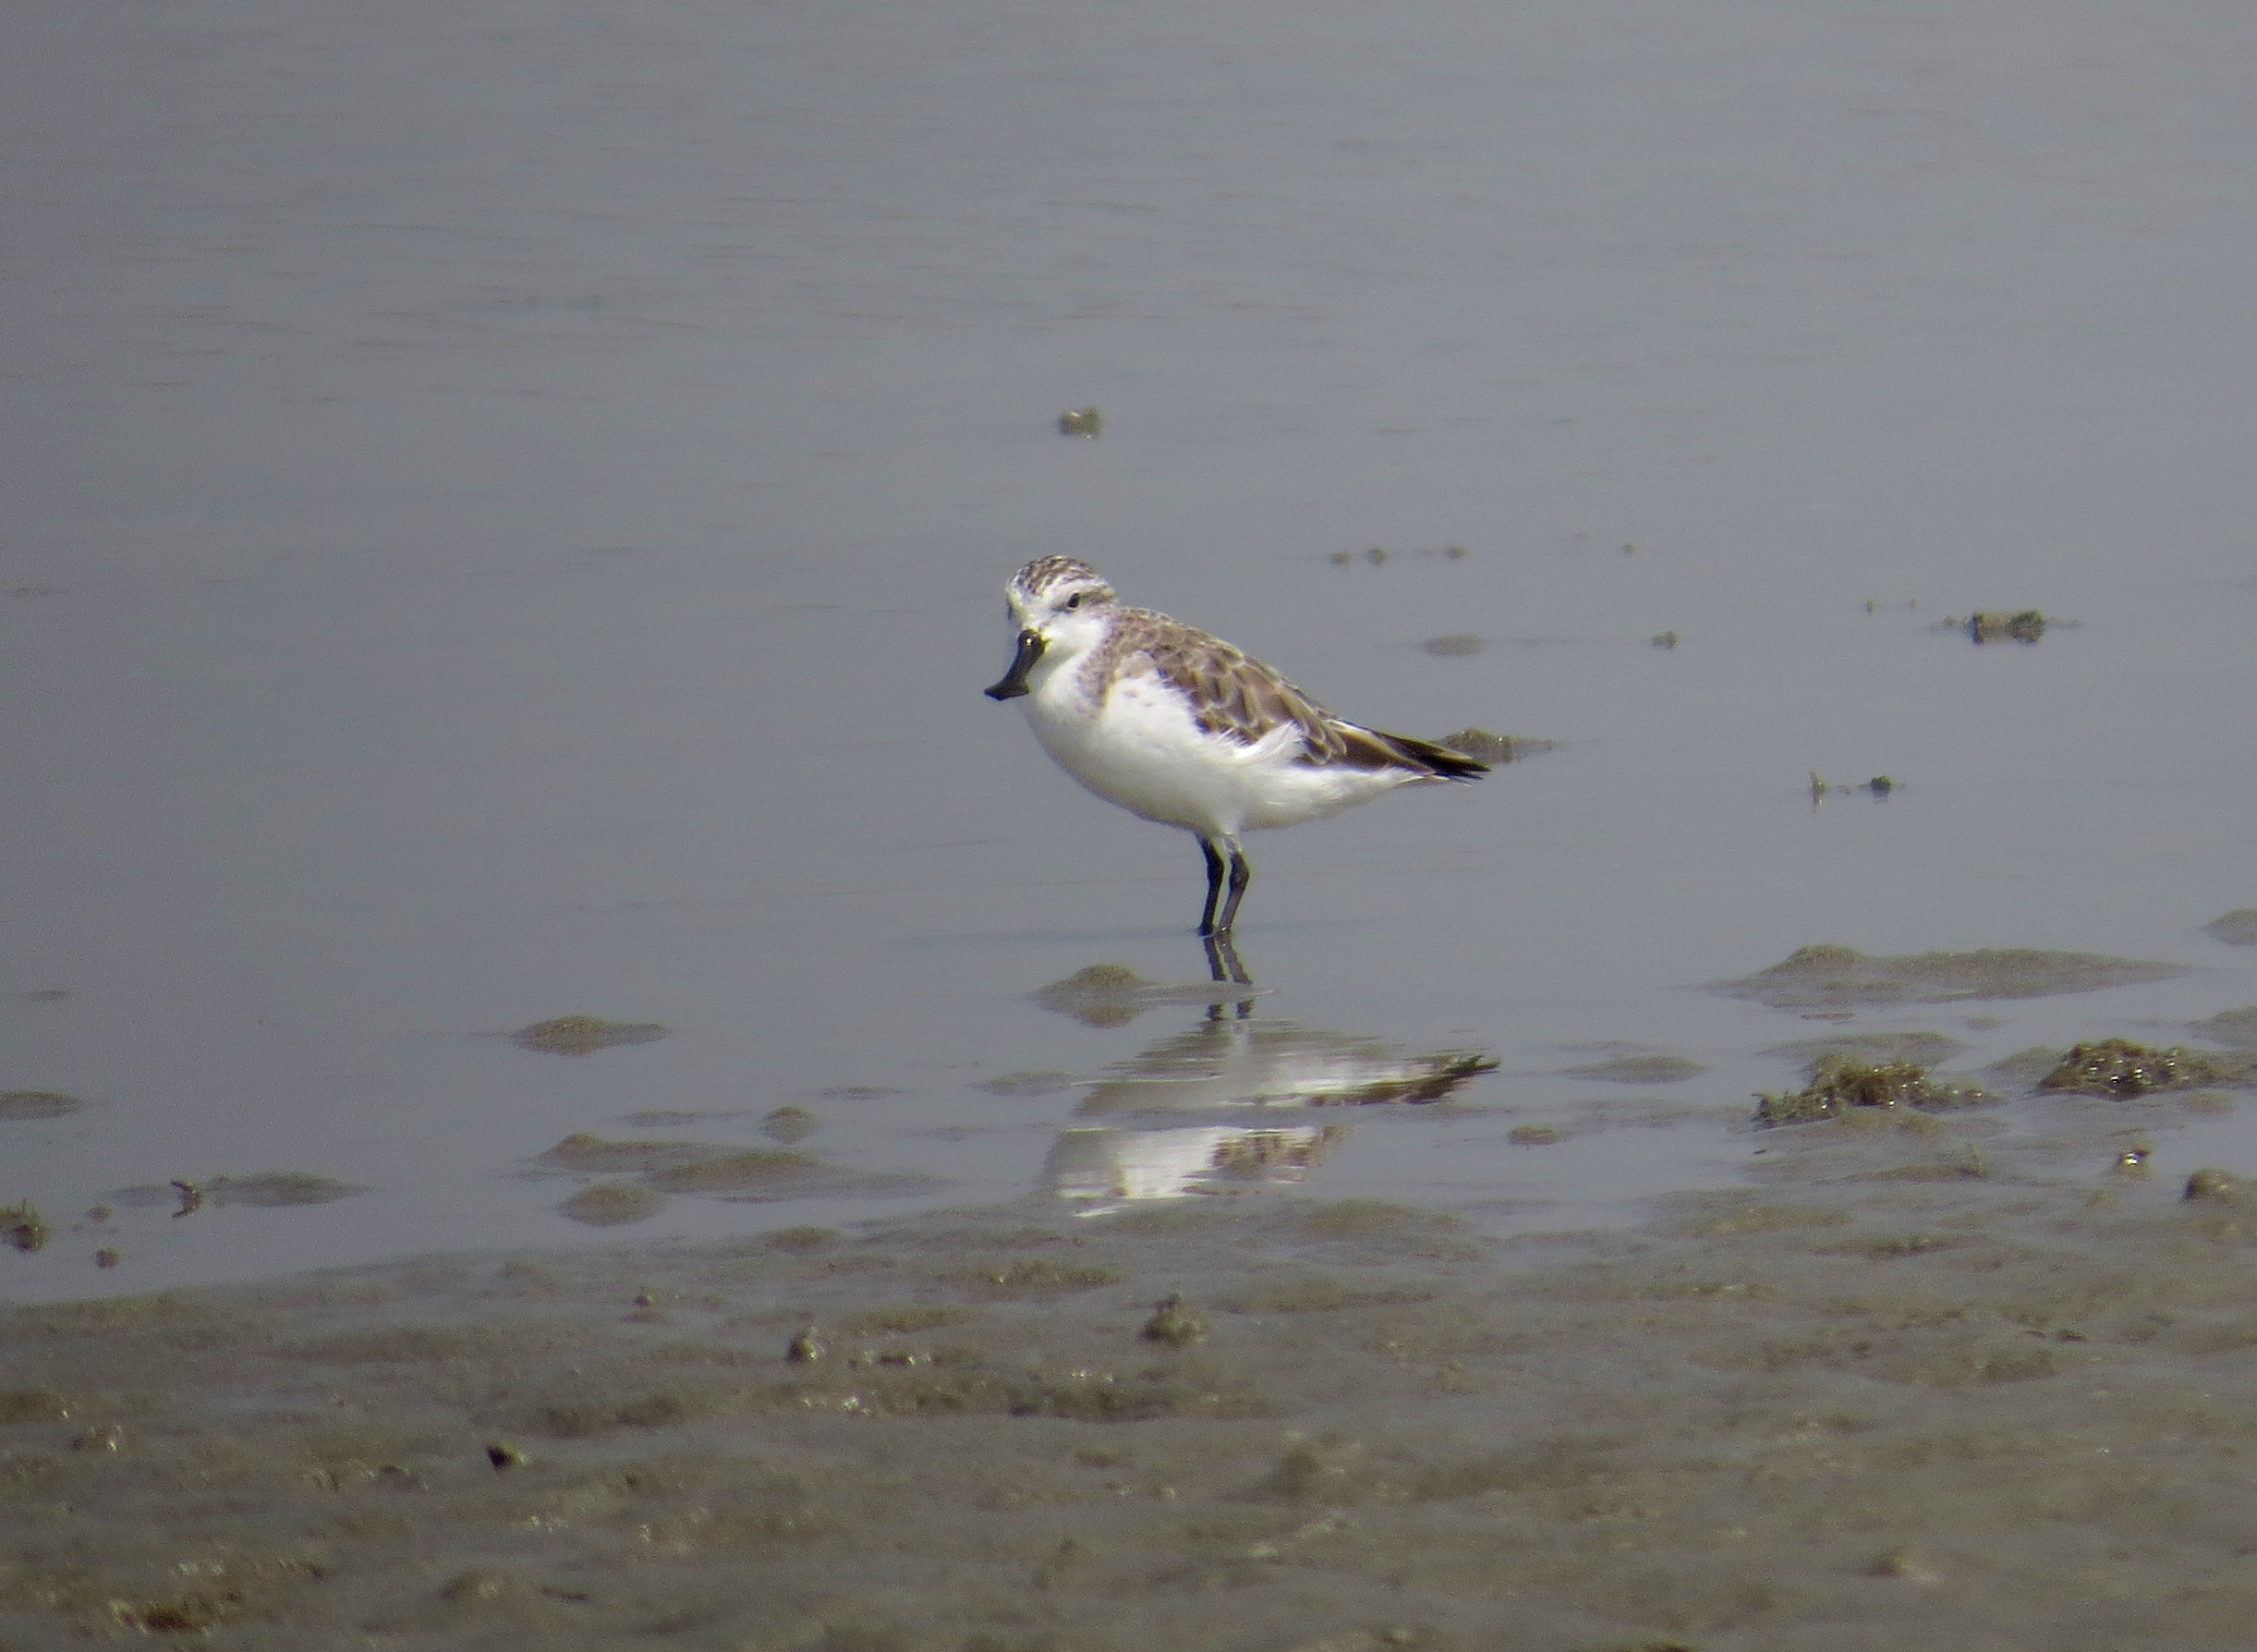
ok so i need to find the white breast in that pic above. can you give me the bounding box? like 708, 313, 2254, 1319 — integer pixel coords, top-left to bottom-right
1022, 658, 1405, 837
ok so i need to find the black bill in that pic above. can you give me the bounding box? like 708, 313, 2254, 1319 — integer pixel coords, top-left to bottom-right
983, 628, 1045, 700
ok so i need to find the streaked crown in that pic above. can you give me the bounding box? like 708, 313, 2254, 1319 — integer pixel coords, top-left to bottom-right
1005, 556, 1119, 636
1010, 555, 1114, 605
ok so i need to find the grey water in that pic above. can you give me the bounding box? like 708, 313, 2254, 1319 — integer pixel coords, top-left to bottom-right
6, 0, 2257, 1300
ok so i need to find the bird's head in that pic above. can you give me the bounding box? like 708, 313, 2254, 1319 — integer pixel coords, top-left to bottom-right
985, 556, 1117, 699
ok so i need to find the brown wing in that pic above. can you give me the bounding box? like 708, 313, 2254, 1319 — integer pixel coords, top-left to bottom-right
1121, 611, 1332, 745
1113, 610, 1486, 777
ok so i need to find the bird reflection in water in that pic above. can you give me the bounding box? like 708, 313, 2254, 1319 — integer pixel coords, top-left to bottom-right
1203, 929, 1253, 992
1033, 941, 1496, 1210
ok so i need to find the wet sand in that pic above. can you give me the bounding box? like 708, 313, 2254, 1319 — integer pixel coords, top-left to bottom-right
9, 1079, 2257, 1650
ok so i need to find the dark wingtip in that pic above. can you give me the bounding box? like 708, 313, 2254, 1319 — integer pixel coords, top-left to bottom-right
1389, 732, 1491, 779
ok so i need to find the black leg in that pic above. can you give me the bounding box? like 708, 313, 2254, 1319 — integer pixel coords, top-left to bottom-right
1196, 837, 1228, 936
1214, 839, 1252, 936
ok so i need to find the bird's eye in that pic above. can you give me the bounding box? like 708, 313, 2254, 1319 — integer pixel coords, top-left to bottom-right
1064, 592, 1084, 611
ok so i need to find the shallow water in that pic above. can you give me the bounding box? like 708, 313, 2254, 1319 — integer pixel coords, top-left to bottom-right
8, 0, 2257, 1303
13, 1105, 2257, 1648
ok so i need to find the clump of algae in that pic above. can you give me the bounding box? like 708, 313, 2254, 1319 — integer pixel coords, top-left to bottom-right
1756, 1055, 1993, 1126
1967, 609, 2047, 644
2037, 1039, 2229, 1098
1140, 1294, 1208, 1347
510, 1014, 667, 1055
3, 1201, 50, 1253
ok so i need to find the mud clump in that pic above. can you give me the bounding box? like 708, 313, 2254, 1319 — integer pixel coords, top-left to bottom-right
2205, 909, 2257, 946
1756, 1056, 1994, 1126
510, 1014, 668, 1055
557, 1182, 667, 1227
1140, 1294, 1208, 1347
1966, 609, 2047, 644
4, 1203, 52, 1252
2036, 1039, 2241, 1098
0, 1091, 86, 1121
759, 1105, 817, 1144
2190, 1003, 2257, 1048
1719, 943, 2187, 1010
1034, 964, 1146, 1027
2184, 1169, 2248, 1204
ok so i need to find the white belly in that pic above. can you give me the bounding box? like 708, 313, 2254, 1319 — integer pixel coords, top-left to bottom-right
1024, 669, 1405, 837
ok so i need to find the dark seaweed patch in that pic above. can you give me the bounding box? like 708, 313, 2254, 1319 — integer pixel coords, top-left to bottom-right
511, 1014, 667, 1055
2036, 1039, 2243, 1098
1756, 1057, 1993, 1126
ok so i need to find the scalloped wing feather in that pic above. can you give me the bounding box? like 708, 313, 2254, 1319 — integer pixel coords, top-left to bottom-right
1098, 609, 1479, 777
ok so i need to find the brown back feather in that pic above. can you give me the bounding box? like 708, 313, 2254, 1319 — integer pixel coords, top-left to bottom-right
1092, 609, 1486, 778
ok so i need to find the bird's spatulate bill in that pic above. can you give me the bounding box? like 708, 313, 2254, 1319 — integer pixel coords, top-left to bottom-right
984, 629, 1045, 700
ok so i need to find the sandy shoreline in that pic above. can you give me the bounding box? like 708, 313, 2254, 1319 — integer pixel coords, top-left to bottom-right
7, 1075, 2257, 1650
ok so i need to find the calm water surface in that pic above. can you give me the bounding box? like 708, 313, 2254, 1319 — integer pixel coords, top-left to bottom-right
6, 0, 2257, 1299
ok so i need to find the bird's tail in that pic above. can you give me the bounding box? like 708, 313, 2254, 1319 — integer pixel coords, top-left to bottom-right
1365, 727, 1491, 780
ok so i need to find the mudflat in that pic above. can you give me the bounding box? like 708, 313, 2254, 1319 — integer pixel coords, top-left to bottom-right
7, 1081, 2255, 1651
